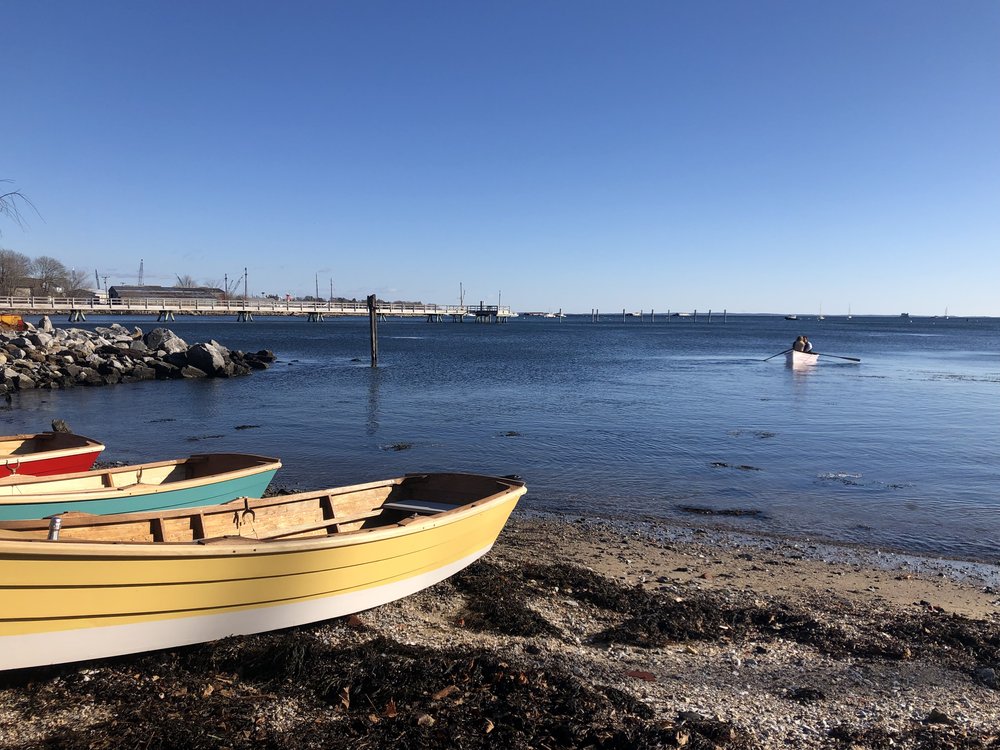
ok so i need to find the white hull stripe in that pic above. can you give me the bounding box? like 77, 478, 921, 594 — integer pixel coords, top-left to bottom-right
2, 544, 493, 671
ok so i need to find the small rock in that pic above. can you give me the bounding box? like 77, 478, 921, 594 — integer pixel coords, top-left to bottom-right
922, 709, 956, 725
973, 666, 998, 689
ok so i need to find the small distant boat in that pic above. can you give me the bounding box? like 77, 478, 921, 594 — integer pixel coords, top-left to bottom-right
0, 432, 105, 478
786, 350, 819, 368
784, 314, 798, 321
0, 472, 526, 670
0, 453, 281, 521
900, 312, 910, 318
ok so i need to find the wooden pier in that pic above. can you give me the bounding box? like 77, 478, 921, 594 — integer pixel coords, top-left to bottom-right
0, 296, 516, 323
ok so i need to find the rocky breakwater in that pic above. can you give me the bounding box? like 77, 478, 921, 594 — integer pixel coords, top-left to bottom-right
0, 319, 276, 397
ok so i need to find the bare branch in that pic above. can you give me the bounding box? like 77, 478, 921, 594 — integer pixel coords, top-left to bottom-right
0, 180, 42, 234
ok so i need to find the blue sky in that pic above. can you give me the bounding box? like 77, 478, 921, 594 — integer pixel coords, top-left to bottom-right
3, 1, 998, 315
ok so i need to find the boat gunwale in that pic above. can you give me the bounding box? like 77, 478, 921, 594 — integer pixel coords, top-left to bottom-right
0, 453, 282, 502
0, 432, 105, 464
0, 473, 526, 557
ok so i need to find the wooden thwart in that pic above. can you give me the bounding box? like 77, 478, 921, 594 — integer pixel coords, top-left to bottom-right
254, 508, 385, 541
382, 500, 457, 515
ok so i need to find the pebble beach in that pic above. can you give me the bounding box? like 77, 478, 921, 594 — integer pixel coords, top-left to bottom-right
1, 513, 998, 749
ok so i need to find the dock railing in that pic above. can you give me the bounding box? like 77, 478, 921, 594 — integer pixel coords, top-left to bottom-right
0, 296, 515, 320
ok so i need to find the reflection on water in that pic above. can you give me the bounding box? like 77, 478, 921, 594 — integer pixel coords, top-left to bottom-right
366, 367, 382, 436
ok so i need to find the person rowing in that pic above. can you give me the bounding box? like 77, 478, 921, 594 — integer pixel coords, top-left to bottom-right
791, 335, 813, 353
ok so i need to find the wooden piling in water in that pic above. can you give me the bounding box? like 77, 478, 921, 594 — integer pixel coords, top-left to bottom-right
367, 294, 378, 367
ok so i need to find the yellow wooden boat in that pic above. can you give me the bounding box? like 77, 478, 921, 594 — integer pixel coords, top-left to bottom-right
0, 472, 525, 671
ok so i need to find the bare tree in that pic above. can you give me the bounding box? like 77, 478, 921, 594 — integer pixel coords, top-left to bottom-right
31, 255, 69, 295
64, 268, 91, 296
0, 180, 40, 235
0, 248, 32, 296
174, 274, 198, 287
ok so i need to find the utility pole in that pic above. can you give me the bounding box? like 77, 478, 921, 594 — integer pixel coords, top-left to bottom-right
244, 268, 248, 299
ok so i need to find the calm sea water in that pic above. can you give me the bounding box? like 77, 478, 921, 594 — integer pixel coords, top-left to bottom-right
4, 313, 999, 561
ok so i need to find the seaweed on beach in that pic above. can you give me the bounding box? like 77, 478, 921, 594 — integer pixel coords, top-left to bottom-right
510, 558, 1000, 677
519, 561, 660, 612
893, 612, 1000, 668
452, 560, 683, 638
828, 722, 1000, 749
451, 562, 560, 638
7, 631, 759, 750
454, 560, 963, 664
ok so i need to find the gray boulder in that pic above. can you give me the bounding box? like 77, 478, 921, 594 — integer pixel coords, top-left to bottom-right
186, 342, 227, 376
144, 328, 188, 355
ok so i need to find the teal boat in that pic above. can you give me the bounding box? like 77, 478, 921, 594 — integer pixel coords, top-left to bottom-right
0, 453, 281, 520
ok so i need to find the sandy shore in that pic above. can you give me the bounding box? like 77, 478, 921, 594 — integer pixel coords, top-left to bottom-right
1, 513, 998, 749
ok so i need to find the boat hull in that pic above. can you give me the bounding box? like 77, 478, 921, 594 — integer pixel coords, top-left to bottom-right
0, 432, 105, 478
0, 474, 524, 670
786, 350, 818, 368
0, 454, 280, 520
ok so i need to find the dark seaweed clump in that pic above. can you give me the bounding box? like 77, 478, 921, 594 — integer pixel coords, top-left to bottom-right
5, 632, 757, 750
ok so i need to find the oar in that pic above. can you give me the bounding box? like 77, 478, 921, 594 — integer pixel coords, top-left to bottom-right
763, 348, 792, 362
813, 352, 861, 363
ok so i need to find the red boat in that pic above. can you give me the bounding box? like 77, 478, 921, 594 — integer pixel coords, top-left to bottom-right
0, 432, 105, 478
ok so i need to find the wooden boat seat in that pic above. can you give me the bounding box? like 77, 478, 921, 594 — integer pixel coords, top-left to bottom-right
381, 500, 456, 515
252, 509, 385, 541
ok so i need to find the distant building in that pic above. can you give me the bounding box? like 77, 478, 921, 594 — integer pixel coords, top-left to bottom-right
13, 278, 65, 297
109, 285, 225, 301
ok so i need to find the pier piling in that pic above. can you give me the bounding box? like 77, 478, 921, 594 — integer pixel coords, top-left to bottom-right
367, 294, 378, 367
